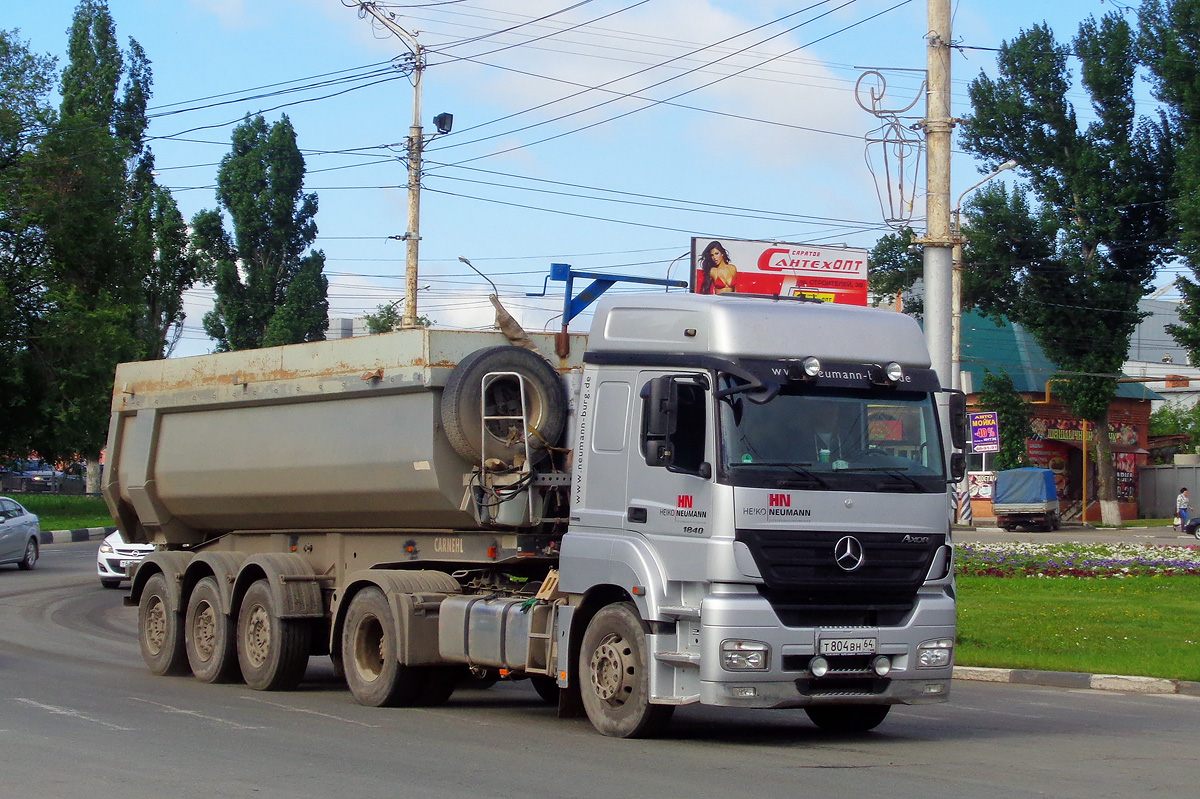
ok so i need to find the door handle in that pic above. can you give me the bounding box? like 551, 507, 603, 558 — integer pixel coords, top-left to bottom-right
627, 507, 647, 524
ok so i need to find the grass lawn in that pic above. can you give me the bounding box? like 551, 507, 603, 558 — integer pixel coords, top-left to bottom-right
956, 575, 1200, 682
15, 494, 114, 531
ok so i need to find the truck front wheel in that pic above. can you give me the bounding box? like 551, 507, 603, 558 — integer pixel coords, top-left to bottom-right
579, 602, 673, 738
138, 572, 189, 676
342, 586, 430, 707
186, 576, 239, 683
237, 579, 311, 690
805, 704, 891, 733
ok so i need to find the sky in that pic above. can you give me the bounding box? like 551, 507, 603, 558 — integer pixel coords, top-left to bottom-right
3, 0, 1168, 357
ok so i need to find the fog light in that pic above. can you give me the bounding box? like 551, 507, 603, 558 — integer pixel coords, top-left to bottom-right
802, 356, 821, 377
721, 640, 770, 671
731, 686, 758, 698
809, 656, 830, 677
924, 683, 945, 694
872, 655, 892, 676
917, 638, 954, 669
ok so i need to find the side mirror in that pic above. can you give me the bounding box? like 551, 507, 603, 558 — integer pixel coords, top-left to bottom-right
641, 377, 679, 468
643, 376, 679, 438
949, 452, 966, 483
947, 390, 967, 450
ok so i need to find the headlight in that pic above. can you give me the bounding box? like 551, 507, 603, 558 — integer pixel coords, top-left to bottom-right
99, 542, 114, 554
721, 640, 770, 671
916, 638, 954, 668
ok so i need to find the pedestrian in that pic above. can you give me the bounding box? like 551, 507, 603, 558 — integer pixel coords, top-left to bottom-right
1176, 487, 1191, 532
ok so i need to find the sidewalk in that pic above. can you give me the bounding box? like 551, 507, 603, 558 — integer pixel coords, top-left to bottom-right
39, 526, 116, 544
954, 665, 1200, 697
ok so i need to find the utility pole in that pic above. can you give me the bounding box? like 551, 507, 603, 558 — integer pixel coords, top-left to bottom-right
920, 0, 954, 386
348, 2, 426, 329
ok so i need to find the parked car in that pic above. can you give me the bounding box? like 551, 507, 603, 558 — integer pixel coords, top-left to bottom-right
20, 466, 64, 493
97, 529, 155, 588
0, 496, 40, 570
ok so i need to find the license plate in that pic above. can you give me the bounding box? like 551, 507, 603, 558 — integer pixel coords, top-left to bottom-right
119, 559, 137, 568
819, 637, 877, 655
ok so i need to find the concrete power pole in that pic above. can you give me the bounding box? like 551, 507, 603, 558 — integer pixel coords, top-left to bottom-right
921, 0, 954, 386
350, 2, 426, 329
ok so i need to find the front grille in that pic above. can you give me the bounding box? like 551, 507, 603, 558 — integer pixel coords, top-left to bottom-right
737, 528, 943, 624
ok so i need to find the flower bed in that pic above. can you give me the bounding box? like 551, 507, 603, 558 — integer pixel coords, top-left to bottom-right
956, 542, 1200, 578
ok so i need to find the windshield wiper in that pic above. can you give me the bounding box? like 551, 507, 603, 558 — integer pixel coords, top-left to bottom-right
854, 466, 925, 491
729, 461, 830, 488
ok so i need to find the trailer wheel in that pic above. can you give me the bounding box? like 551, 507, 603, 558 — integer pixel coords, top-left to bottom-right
138, 572, 189, 676
185, 576, 240, 684
441, 346, 567, 465
579, 602, 674, 738
805, 704, 891, 734
342, 586, 430, 707
237, 579, 311, 691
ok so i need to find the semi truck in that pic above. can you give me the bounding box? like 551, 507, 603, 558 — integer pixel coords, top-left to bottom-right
104, 289, 966, 738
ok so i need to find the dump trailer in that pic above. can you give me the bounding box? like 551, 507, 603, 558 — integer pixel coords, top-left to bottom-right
105, 291, 966, 738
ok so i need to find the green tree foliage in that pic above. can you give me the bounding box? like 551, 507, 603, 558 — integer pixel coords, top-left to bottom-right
128, 153, 207, 358
24, 0, 143, 461
197, 114, 328, 351
363, 302, 433, 334
0, 29, 57, 456
959, 15, 1173, 524
976, 370, 1033, 471
867, 227, 923, 316
1139, 0, 1200, 361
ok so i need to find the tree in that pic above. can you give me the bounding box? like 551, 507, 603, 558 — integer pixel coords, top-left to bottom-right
958, 15, 1173, 525
196, 114, 328, 351
127, 153, 207, 358
1139, 0, 1200, 361
976, 370, 1033, 471
867, 227, 923, 316
0, 29, 56, 456
24, 0, 141, 470
363, 301, 432, 334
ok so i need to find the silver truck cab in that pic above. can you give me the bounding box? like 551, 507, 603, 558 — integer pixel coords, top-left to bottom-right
560, 293, 958, 728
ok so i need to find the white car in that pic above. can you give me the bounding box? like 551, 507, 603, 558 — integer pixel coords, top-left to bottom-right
97, 530, 155, 589
0, 496, 40, 571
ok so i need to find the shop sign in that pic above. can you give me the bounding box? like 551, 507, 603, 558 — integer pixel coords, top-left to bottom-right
969, 412, 1000, 453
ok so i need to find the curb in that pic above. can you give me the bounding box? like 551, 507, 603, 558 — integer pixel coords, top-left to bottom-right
38, 526, 116, 545
954, 665, 1200, 697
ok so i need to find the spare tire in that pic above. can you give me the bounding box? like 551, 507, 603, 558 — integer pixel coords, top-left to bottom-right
440, 345, 568, 465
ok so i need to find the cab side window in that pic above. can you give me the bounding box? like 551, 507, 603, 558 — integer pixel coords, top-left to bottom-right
640, 379, 706, 475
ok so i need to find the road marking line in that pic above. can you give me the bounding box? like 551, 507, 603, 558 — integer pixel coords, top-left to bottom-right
239, 696, 382, 727
130, 698, 264, 730
14, 698, 135, 731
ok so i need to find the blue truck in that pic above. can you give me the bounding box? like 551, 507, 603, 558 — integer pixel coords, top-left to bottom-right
992, 468, 1061, 532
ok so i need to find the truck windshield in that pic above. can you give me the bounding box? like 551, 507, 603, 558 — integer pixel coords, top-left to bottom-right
717, 382, 946, 492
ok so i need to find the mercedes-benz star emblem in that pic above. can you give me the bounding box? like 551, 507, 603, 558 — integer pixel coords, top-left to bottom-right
833, 536, 865, 572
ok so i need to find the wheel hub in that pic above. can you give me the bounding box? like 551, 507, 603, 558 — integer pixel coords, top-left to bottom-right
145, 597, 166, 655
244, 603, 270, 668
589, 632, 633, 704
193, 603, 216, 661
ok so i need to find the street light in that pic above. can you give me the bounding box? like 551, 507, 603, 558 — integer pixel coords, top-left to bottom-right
952, 159, 1018, 391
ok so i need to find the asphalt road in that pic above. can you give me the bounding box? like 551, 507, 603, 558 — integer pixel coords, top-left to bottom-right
1, 541, 1197, 799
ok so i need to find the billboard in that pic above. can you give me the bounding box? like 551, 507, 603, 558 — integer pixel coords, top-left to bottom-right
690, 237, 869, 305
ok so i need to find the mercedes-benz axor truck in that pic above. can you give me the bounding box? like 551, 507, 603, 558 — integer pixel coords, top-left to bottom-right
104, 291, 966, 737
